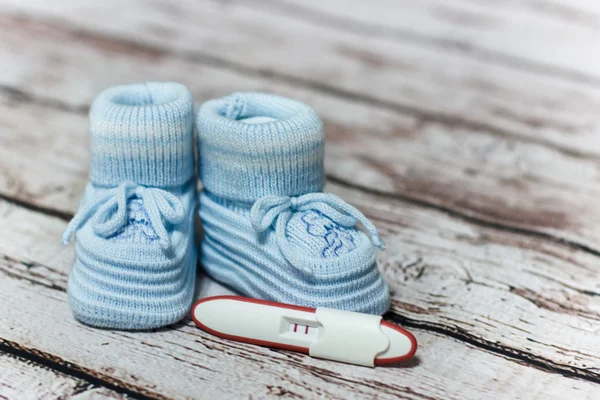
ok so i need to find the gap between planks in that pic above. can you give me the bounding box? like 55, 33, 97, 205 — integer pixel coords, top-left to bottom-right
325, 175, 600, 259
0, 351, 131, 400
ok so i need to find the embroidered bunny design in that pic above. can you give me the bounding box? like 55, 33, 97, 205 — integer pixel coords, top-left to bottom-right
301, 210, 357, 258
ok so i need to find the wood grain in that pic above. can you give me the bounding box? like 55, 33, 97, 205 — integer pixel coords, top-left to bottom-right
0, 352, 127, 399
1, 161, 599, 381
0, 12, 599, 254
337, 184, 600, 380
0, 1, 598, 398
0, 10, 597, 378
269, 0, 600, 84
0, 199, 598, 400
1, 0, 598, 157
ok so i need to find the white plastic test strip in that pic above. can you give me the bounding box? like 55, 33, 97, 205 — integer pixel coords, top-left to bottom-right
192, 296, 417, 367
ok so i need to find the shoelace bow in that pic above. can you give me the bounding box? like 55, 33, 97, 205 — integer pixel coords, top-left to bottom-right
61, 181, 185, 251
250, 193, 385, 275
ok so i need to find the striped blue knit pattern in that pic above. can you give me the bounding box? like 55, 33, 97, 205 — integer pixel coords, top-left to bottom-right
197, 92, 390, 315
62, 82, 197, 330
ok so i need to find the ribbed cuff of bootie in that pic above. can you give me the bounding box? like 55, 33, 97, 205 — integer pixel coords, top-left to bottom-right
89, 82, 195, 188
197, 92, 325, 202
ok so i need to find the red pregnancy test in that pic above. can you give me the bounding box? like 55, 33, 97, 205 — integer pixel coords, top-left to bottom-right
192, 296, 417, 367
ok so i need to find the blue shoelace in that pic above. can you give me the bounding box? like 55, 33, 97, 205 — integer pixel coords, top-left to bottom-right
250, 193, 385, 275
61, 181, 185, 251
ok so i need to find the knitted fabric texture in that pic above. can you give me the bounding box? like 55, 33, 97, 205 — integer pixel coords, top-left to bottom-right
197, 92, 390, 314
62, 82, 197, 330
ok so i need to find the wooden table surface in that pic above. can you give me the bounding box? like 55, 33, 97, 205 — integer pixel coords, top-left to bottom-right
0, 1, 599, 399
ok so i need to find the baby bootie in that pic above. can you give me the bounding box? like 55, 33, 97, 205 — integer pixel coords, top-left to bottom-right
61, 82, 197, 330
197, 92, 390, 314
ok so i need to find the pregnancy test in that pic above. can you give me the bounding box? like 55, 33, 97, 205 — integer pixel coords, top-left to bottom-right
191, 296, 417, 367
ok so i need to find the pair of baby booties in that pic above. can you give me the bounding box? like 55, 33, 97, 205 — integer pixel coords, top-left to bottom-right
61, 82, 390, 330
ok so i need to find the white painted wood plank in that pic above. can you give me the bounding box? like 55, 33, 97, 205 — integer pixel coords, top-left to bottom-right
0, 201, 598, 399
0, 352, 127, 400
275, 0, 600, 82
0, 15, 599, 253
0, 0, 599, 159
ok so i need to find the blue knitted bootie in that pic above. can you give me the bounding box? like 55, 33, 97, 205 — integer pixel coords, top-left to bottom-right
61, 82, 197, 330
197, 92, 390, 315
